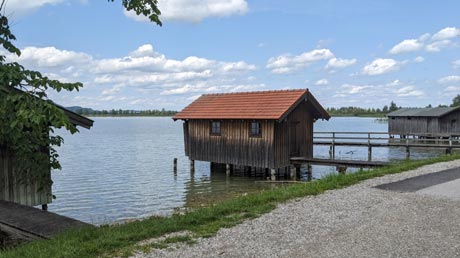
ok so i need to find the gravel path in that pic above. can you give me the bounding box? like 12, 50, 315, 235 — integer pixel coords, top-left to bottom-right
136, 160, 460, 258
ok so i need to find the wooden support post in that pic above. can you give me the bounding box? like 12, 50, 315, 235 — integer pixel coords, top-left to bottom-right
270, 168, 276, 181
337, 166, 347, 175
226, 164, 231, 176
173, 158, 177, 176
331, 132, 336, 160
289, 166, 297, 181
190, 159, 195, 174
42, 204, 48, 211
296, 165, 301, 179
368, 146, 372, 161
405, 146, 410, 159
307, 164, 313, 181
447, 137, 453, 155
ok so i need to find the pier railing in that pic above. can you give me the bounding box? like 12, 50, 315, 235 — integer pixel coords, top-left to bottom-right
313, 131, 460, 160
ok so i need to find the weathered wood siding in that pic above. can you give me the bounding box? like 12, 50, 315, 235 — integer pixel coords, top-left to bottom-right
440, 111, 460, 135
389, 110, 460, 136
185, 120, 275, 168
0, 147, 52, 206
273, 101, 314, 168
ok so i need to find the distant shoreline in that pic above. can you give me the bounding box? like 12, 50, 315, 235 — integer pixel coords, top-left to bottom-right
83, 114, 386, 118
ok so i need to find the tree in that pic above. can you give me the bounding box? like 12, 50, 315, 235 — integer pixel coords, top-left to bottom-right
451, 94, 460, 107
382, 105, 389, 113
0, 0, 161, 188
389, 101, 398, 112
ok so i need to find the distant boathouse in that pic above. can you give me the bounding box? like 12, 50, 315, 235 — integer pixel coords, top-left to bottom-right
388, 107, 460, 138
173, 89, 330, 176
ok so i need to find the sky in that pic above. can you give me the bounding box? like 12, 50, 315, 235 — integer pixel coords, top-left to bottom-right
2, 0, 460, 110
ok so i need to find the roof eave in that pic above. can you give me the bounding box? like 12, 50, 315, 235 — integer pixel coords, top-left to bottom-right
277, 90, 330, 122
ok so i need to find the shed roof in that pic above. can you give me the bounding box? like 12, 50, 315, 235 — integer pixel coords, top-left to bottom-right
2, 87, 93, 129
173, 89, 330, 122
387, 107, 460, 117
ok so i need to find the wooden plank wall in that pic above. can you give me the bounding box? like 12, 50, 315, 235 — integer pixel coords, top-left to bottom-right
273, 101, 314, 168
0, 147, 52, 207
389, 112, 460, 136
186, 120, 275, 168
440, 111, 460, 135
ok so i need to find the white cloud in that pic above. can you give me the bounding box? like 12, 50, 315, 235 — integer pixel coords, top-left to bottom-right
413, 56, 425, 63
266, 48, 334, 74
5, 44, 259, 108
389, 39, 423, 54
335, 80, 425, 101
396, 86, 424, 97
325, 57, 357, 69
362, 58, 401, 76
425, 39, 454, 52
453, 59, 460, 69
314, 79, 328, 86
387, 27, 459, 55
438, 75, 460, 84
341, 84, 373, 94
2, 0, 64, 16
8, 46, 92, 68
445, 86, 460, 92
125, 0, 249, 23
432, 27, 460, 41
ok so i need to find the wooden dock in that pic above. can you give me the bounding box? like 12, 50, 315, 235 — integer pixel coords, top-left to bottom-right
290, 157, 388, 168
0, 200, 92, 242
314, 131, 460, 160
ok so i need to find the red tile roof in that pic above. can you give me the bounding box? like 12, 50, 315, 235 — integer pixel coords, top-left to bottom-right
173, 89, 330, 121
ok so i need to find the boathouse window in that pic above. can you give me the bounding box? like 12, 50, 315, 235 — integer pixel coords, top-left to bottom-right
211, 121, 221, 135
452, 119, 457, 127
250, 122, 261, 137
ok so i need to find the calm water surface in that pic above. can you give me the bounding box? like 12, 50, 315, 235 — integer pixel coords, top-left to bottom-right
51, 117, 446, 224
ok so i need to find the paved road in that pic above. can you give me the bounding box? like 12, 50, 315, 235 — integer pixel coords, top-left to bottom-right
139, 160, 460, 258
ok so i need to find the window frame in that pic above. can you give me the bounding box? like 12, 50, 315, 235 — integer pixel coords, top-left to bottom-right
249, 121, 262, 137
210, 121, 221, 136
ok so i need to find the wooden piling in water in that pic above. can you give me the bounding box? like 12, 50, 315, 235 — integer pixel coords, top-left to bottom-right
190, 159, 195, 174
226, 164, 231, 176
173, 158, 178, 176
270, 168, 276, 181
289, 166, 297, 180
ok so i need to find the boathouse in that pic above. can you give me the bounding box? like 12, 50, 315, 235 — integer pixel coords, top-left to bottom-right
173, 89, 330, 172
0, 106, 93, 208
388, 107, 460, 137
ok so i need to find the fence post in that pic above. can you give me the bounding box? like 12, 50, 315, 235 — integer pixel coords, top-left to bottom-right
368, 133, 372, 161
405, 139, 410, 159
331, 132, 335, 160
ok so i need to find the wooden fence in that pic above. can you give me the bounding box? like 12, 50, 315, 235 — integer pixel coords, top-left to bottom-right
314, 131, 460, 161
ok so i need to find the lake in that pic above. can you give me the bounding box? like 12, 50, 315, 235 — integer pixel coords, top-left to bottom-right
51, 117, 445, 225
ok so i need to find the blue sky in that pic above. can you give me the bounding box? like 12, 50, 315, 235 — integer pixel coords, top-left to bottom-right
3, 0, 460, 110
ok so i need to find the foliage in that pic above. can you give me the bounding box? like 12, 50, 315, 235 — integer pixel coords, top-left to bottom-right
326, 101, 400, 117
0, 8, 81, 187
0, 0, 161, 188
451, 94, 460, 107
110, 0, 162, 26
2, 154, 459, 258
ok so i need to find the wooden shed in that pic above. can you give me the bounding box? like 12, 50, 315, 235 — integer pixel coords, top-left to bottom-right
388, 107, 460, 137
173, 89, 330, 173
0, 106, 93, 208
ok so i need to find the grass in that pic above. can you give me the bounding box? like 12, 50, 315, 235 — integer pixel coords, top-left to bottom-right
1, 154, 460, 258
